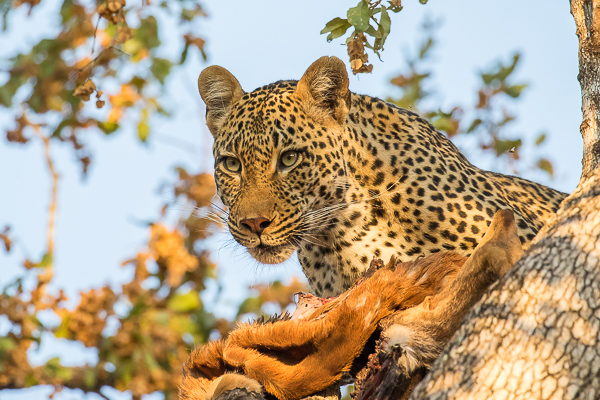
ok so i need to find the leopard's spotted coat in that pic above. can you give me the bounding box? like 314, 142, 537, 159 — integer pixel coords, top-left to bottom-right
198, 57, 566, 297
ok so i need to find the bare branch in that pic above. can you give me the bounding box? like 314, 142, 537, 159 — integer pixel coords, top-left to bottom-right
91, 15, 101, 57
32, 128, 59, 289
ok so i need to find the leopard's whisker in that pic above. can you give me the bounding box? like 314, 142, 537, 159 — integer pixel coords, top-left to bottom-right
194, 207, 229, 225
301, 186, 404, 226
300, 175, 406, 225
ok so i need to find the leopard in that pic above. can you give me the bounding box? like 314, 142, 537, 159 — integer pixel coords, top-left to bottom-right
197, 56, 567, 297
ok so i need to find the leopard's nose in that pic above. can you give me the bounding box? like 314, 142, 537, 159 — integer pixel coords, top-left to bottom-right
240, 217, 272, 235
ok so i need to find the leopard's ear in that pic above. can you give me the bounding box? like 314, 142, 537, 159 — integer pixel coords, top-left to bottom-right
296, 56, 351, 125
198, 66, 245, 135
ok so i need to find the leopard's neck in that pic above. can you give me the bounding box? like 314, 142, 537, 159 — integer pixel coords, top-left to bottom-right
297, 94, 474, 296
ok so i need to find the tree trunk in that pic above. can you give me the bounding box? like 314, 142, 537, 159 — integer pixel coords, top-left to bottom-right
409, 1, 600, 399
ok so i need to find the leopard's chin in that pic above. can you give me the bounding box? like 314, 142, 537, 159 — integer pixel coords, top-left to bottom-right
247, 243, 296, 264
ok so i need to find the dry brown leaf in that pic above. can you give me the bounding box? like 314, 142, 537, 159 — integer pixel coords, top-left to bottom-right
0, 226, 12, 252
74, 80, 96, 101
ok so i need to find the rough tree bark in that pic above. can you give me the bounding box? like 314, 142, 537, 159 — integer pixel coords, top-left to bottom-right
410, 2, 600, 399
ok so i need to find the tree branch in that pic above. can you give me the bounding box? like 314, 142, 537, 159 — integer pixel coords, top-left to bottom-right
571, 0, 600, 180
32, 128, 59, 289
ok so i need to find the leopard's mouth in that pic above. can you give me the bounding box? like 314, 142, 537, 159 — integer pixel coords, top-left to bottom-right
247, 242, 296, 264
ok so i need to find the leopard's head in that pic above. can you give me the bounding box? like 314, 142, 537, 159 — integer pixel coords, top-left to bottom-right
198, 57, 351, 264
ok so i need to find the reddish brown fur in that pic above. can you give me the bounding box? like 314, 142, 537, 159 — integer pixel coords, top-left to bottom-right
179, 252, 465, 400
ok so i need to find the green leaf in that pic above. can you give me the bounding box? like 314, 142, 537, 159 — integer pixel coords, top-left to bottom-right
180, 43, 190, 64
0, 86, 12, 107
535, 133, 546, 146
129, 76, 146, 91
148, 98, 171, 117
0, 74, 28, 108
97, 121, 119, 135
431, 117, 453, 133
494, 139, 522, 156
320, 18, 352, 42
52, 118, 74, 138
60, 0, 75, 24
167, 290, 201, 312
537, 158, 554, 177
84, 368, 97, 389
136, 16, 161, 50
39, 253, 52, 268
39, 61, 56, 79
481, 53, 521, 85
321, 17, 345, 33
497, 53, 520, 82
372, 40, 383, 55
347, 0, 371, 32
430, 110, 459, 136
150, 57, 172, 84
379, 6, 391, 43
170, 314, 198, 335
24, 373, 37, 387
419, 38, 434, 60
144, 352, 160, 371
181, 7, 199, 21
137, 109, 150, 142
122, 38, 143, 55
0, 337, 16, 352
119, 359, 135, 384
237, 296, 263, 316
481, 72, 495, 85
199, 46, 208, 61
45, 357, 73, 381
57, 365, 73, 381
504, 84, 527, 98
54, 315, 71, 339
498, 113, 515, 127
28, 94, 43, 113
466, 118, 482, 133
366, 25, 380, 38
127, 299, 147, 317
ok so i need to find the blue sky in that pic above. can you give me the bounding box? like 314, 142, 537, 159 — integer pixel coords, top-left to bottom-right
0, 1, 582, 399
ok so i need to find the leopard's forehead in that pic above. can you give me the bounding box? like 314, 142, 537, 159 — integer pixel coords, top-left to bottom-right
229, 80, 298, 123
214, 80, 310, 163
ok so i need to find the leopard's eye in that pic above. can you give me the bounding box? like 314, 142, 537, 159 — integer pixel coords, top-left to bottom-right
280, 151, 299, 168
223, 157, 241, 173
